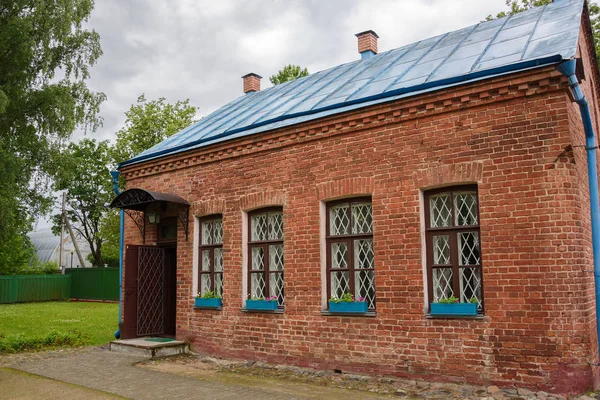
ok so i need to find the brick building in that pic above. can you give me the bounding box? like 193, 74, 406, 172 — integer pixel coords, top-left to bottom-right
112, 0, 600, 394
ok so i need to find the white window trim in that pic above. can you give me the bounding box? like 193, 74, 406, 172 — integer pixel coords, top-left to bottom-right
241, 211, 249, 308
192, 217, 200, 296
419, 190, 429, 314
320, 201, 328, 309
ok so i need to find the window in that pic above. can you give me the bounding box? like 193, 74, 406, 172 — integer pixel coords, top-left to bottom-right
247, 208, 284, 307
158, 217, 177, 243
425, 186, 483, 312
326, 198, 375, 310
198, 215, 224, 297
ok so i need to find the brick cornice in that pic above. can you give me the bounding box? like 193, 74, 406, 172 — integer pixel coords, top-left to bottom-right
121, 66, 567, 181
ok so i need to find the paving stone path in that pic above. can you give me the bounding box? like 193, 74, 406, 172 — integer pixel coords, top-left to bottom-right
2, 347, 599, 400
1, 347, 388, 400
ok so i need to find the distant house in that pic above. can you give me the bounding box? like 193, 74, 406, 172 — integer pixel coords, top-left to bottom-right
112, 0, 600, 395
28, 227, 93, 269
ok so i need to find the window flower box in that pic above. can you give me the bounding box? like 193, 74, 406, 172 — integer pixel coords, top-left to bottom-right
329, 301, 368, 313
246, 299, 278, 311
194, 297, 222, 308
430, 302, 478, 316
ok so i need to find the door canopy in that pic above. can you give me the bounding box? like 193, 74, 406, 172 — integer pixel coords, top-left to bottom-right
110, 188, 190, 242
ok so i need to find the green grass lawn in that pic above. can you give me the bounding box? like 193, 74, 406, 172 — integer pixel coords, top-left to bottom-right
0, 301, 118, 352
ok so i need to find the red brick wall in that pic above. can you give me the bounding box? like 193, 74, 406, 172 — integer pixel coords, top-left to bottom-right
120, 24, 600, 395
570, 6, 600, 390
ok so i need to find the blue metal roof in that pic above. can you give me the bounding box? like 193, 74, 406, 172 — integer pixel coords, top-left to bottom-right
121, 0, 584, 167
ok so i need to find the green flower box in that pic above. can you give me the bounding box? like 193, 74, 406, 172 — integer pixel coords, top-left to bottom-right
329, 301, 368, 313
430, 302, 477, 316
246, 299, 278, 311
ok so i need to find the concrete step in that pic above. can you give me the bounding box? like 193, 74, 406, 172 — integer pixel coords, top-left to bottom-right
110, 337, 189, 358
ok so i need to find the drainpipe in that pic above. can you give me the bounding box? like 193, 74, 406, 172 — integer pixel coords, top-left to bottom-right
110, 170, 124, 340
557, 59, 600, 362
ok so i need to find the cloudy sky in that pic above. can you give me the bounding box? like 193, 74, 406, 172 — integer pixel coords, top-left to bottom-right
82, 0, 508, 143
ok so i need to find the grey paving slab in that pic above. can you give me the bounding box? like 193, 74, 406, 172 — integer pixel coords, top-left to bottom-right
4, 348, 380, 400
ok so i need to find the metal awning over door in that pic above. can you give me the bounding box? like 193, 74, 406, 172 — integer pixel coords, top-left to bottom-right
110, 188, 190, 243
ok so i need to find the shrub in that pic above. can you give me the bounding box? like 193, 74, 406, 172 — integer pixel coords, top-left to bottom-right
0, 330, 85, 353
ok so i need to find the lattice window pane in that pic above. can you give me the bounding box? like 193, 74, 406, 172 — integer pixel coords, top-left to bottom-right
251, 213, 267, 241
433, 268, 454, 302
330, 271, 350, 299
201, 221, 213, 245
458, 232, 481, 266
213, 218, 223, 244
214, 248, 223, 272
269, 245, 284, 271
251, 273, 265, 298
460, 267, 482, 309
200, 274, 211, 295
330, 204, 350, 236
433, 235, 450, 265
352, 202, 373, 234
331, 242, 348, 269
269, 272, 284, 306
251, 247, 264, 270
355, 269, 375, 308
268, 212, 284, 240
354, 239, 374, 269
455, 192, 478, 226
429, 194, 452, 228
214, 273, 223, 297
201, 249, 211, 272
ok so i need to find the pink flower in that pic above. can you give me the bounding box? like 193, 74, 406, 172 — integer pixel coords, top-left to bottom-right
358, 297, 365, 302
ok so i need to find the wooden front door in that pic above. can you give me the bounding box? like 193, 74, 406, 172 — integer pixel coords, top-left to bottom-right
122, 245, 165, 339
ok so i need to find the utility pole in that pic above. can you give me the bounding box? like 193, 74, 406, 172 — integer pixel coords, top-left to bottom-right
59, 193, 65, 273
61, 195, 87, 269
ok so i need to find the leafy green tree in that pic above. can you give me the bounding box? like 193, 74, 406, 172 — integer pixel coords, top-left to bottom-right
96, 209, 120, 267
53, 139, 114, 267
269, 65, 309, 85
112, 94, 198, 164
486, 1, 600, 64
0, 0, 104, 273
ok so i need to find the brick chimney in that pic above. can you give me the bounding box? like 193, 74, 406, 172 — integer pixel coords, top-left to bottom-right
355, 30, 379, 60
242, 73, 262, 94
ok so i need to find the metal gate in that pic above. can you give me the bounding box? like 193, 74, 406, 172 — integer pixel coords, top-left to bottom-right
137, 247, 165, 336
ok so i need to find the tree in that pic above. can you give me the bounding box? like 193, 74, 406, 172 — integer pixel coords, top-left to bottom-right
269, 65, 309, 85
0, 0, 104, 273
53, 139, 114, 267
486, 1, 600, 64
91, 95, 198, 266
112, 94, 198, 164
96, 209, 120, 267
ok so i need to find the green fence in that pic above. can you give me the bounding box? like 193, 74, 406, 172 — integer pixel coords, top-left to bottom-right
65, 268, 119, 301
0, 275, 72, 303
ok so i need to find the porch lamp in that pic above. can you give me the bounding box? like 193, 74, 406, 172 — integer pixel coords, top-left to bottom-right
147, 212, 160, 224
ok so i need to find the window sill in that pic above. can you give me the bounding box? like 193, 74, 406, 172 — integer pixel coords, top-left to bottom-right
241, 308, 284, 314
193, 306, 222, 311
426, 314, 485, 320
321, 311, 377, 317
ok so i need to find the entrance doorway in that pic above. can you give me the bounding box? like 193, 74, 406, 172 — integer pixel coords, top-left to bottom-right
121, 244, 177, 339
